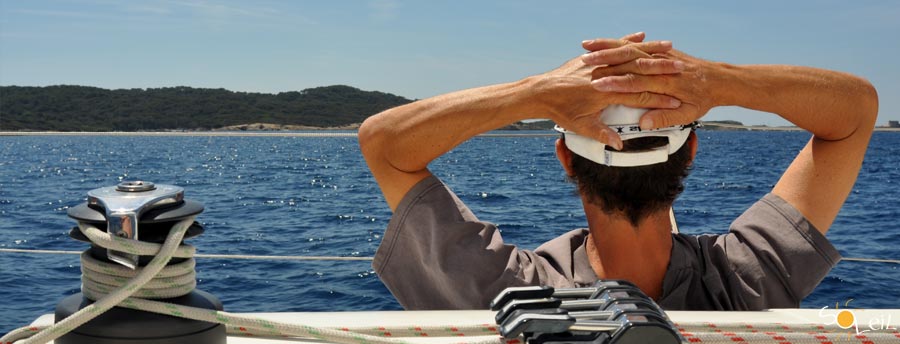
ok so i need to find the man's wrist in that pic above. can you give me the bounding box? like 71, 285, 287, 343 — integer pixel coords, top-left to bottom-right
515, 75, 556, 119
520, 74, 585, 123
707, 61, 749, 108
453, 76, 553, 132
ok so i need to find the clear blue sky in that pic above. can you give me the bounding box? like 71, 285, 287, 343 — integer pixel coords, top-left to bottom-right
1, 0, 898, 126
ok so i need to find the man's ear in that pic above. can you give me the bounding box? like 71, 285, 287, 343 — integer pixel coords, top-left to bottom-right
556, 138, 575, 176
688, 131, 698, 164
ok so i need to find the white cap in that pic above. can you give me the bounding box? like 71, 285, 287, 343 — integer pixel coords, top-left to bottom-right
555, 105, 695, 167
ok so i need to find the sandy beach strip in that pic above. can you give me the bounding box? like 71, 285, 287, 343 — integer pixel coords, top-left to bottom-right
0, 131, 563, 138
3, 128, 898, 137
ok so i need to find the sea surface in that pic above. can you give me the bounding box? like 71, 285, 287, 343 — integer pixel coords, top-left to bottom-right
1, 131, 899, 334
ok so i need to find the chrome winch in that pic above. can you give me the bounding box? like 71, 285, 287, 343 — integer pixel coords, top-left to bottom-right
54, 181, 226, 344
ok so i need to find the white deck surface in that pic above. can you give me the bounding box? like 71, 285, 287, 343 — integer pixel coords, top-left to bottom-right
26, 308, 900, 343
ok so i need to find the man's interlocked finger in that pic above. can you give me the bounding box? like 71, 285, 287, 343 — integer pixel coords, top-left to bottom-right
591, 59, 684, 80
582, 46, 639, 65
571, 117, 623, 150
620, 32, 645, 43
592, 74, 642, 92
643, 105, 702, 129
597, 125, 624, 150
592, 74, 673, 94
633, 41, 673, 54
582, 38, 632, 51
613, 92, 681, 110
582, 41, 672, 65
634, 58, 684, 75
582, 32, 644, 50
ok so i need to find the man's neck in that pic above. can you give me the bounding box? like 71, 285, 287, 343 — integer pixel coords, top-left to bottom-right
583, 199, 674, 300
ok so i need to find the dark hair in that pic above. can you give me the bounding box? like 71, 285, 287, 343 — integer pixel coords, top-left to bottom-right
566, 133, 693, 226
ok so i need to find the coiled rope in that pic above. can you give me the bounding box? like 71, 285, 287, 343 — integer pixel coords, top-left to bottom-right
2, 222, 899, 344
2, 218, 432, 344
3, 218, 196, 344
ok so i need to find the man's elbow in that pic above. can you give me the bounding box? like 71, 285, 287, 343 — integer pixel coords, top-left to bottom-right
827, 76, 878, 141
358, 112, 388, 161
854, 76, 878, 132
857, 77, 879, 126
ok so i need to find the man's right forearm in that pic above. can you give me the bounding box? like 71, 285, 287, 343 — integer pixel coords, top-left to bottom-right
360, 77, 545, 174
358, 77, 550, 209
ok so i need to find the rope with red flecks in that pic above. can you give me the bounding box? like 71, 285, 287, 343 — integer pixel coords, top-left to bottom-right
675, 322, 900, 344
6, 319, 900, 344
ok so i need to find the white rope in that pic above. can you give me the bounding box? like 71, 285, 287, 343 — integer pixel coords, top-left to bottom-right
195, 253, 373, 261
680, 331, 900, 344
5, 217, 196, 344
0, 221, 480, 344
0, 248, 82, 255
841, 257, 900, 264
2, 248, 896, 264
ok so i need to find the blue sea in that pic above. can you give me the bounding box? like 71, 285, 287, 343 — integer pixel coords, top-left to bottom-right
1, 131, 899, 334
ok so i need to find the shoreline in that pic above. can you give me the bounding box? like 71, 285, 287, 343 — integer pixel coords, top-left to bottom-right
2, 127, 899, 137
0, 131, 565, 138
701, 123, 900, 132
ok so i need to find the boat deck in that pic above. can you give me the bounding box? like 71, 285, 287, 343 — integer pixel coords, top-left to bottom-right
27, 308, 900, 343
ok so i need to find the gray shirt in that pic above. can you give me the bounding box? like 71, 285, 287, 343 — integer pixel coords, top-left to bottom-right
373, 176, 841, 310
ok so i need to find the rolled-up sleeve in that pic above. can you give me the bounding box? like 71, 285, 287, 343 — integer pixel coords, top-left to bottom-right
661, 193, 842, 310
373, 176, 561, 309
